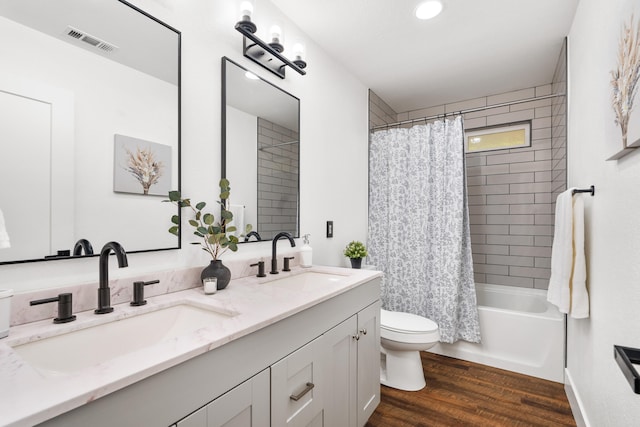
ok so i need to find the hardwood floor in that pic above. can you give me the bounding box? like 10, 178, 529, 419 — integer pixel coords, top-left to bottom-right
365, 352, 576, 427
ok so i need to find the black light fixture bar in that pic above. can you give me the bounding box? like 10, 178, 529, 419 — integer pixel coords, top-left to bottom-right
235, 23, 306, 79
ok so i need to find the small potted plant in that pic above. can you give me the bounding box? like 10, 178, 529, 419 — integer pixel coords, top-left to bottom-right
343, 240, 368, 269
165, 179, 251, 290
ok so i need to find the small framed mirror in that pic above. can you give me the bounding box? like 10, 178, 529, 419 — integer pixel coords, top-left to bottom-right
221, 57, 300, 242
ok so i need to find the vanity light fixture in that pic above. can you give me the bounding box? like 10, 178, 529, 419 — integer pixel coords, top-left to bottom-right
234, 4, 307, 79
415, 0, 443, 20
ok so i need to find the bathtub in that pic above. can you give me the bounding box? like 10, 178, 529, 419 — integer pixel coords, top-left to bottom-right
429, 283, 565, 383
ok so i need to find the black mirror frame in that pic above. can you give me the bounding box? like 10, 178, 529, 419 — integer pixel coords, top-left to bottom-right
221, 56, 300, 242
0, 0, 182, 265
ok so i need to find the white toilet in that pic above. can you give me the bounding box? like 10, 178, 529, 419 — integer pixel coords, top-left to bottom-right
380, 308, 440, 391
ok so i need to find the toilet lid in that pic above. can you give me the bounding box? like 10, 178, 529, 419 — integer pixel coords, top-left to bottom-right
381, 309, 438, 334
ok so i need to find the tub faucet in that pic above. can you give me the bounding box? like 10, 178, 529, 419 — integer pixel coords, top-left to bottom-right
73, 238, 94, 256
270, 232, 296, 274
96, 241, 128, 314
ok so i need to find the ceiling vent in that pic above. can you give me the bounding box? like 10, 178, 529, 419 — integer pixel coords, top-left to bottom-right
65, 26, 118, 53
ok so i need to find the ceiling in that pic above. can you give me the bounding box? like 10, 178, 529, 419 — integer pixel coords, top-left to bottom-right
271, 0, 580, 113
0, 0, 179, 85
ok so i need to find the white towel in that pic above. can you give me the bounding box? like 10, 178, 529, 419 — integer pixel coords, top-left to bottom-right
571, 196, 588, 318
228, 204, 245, 237
547, 188, 589, 318
0, 208, 10, 249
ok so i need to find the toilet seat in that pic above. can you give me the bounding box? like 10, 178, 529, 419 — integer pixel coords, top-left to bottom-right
381, 309, 438, 333
380, 309, 440, 344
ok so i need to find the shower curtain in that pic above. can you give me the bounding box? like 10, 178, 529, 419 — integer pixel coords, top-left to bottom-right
368, 116, 480, 343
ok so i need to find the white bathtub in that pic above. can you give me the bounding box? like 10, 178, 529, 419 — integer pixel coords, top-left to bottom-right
429, 283, 565, 382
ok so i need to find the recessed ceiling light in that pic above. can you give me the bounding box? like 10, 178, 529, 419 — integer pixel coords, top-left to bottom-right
415, 0, 443, 20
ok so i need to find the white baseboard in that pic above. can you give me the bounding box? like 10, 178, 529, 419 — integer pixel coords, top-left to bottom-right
564, 368, 590, 427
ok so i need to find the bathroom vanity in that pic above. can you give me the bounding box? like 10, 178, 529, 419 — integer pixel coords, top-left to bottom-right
0, 266, 381, 426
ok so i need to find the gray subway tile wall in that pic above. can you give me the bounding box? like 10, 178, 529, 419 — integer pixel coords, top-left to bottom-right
551, 40, 568, 211
368, 48, 566, 289
369, 90, 398, 129
257, 118, 299, 240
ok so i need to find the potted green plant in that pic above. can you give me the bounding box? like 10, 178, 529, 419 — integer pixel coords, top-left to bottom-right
165, 178, 251, 290
343, 240, 368, 269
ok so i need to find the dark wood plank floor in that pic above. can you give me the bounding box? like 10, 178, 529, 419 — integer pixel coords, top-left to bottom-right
366, 352, 576, 427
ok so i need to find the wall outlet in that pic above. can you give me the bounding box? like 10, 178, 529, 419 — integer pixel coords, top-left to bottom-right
326, 221, 333, 238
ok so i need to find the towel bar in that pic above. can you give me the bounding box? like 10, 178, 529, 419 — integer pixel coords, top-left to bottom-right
572, 185, 595, 196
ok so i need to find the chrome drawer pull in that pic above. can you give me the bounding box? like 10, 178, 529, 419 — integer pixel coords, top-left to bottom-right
360, 328, 367, 335
290, 382, 315, 401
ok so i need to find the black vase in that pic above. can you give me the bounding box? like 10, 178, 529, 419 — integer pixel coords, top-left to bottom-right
201, 259, 231, 290
350, 258, 362, 269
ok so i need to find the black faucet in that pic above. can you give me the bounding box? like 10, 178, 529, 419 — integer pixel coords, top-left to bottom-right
73, 238, 94, 256
244, 231, 262, 242
96, 241, 128, 314
270, 232, 296, 274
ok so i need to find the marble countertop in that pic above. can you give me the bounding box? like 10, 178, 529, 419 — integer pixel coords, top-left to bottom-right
0, 266, 382, 427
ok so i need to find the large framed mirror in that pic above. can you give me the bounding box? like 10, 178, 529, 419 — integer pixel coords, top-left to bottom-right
0, 0, 181, 264
222, 57, 299, 242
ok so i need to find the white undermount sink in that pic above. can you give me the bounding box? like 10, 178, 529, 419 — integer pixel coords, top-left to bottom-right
265, 271, 349, 290
11, 303, 235, 377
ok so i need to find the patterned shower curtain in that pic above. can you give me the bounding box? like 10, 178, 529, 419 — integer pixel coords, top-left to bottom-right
368, 116, 481, 343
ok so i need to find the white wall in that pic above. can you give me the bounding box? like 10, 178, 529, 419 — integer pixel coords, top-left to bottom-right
226, 106, 258, 231
567, 0, 640, 424
0, 15, 178, 258
0, 0, 369, 292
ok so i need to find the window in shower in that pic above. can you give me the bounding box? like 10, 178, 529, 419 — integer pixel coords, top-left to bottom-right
464, 121, 531, 153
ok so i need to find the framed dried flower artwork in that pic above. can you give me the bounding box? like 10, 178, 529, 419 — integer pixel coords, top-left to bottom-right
114, 134, 171, 196
608, 8, 640, 160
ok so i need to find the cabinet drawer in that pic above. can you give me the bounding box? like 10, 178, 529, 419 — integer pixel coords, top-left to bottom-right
271, 336, 324, 426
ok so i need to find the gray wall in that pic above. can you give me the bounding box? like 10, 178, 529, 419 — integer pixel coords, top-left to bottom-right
552, 39, 568, 208
463, 89, 558, 289
369, 90, 398, 129
369, 60, 567, 290
257, 118, 299, 240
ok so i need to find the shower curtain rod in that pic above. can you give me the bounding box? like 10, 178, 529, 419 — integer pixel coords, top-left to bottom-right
371, 93, 566, 131
258, 140, 299, 151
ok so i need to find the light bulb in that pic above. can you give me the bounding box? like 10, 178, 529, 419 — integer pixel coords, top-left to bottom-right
292, 43, 307, 69
415, 0, 443, 20
268, 25, 284, 53
240, 1, 253, 21
237, 1, 256, 33
244, 71, 259, 80
293, 43, 305, 59
269, 25, 282, 44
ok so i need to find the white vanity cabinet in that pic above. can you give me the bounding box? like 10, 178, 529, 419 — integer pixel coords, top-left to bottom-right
38, 276, 381, 427
323, 301, 381, 427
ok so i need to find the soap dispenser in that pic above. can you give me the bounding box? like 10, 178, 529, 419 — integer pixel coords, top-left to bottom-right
300, 234, 312, 268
